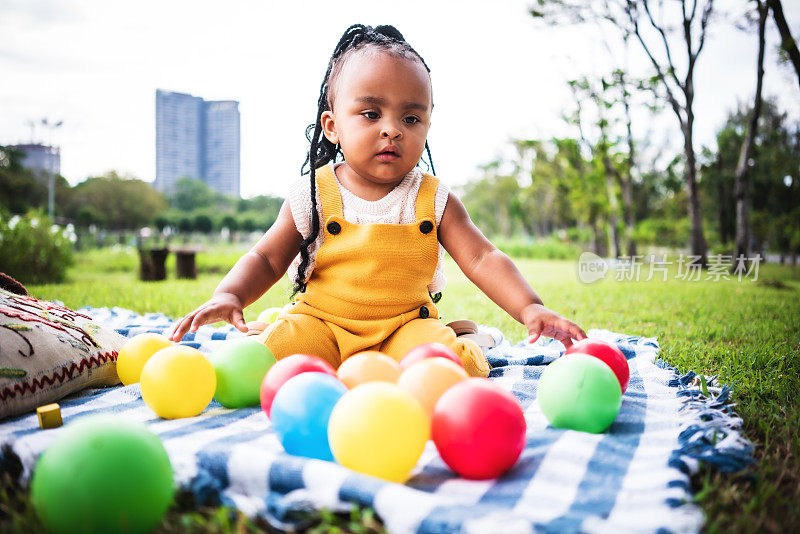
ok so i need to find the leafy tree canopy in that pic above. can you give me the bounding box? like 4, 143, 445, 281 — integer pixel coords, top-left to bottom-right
65, 171, 168, 230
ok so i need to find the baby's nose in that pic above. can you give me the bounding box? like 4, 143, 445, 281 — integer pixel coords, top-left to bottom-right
380, 125, 402, 138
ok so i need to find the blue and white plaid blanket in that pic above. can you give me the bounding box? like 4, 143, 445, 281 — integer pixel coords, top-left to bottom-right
1, 307, 753, 533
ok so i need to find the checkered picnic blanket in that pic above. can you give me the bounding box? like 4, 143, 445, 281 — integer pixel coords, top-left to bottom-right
0, 307, 753, 533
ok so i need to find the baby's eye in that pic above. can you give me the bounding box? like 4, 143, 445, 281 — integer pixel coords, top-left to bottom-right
404, 116, 420, 125
362, 111, 379, 120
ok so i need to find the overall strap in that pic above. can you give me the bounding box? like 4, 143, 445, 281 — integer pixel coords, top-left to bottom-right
315, 165, 344, 219
415, 173, 439, 223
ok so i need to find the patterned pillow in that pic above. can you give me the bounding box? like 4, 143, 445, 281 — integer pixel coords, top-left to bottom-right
0, 288, 123, 420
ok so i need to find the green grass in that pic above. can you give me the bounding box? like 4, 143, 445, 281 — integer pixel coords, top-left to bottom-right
4, 247, 800, 532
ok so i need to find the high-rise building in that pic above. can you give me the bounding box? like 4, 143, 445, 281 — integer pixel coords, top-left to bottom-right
203, 101, 240, 197
155, 89, 240, 197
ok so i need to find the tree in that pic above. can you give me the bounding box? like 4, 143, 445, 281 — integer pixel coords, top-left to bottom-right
0, 146, 48, 214
532, 0, 716, 264
169, 178, 217, 212
566, 75, 632, 258
460, 162, 526, 236
768, 0, 800, 90
734, 0, 769, 262
220, 214, 238, 232
612, 69, 643, 256
154, 214, 172, 232
700, 99, 800, 256
556, 138, 611, 255
177, 216, 194, 234
193, 213, 213, 234
239, 216, 258, 233
66, 172, 167, 229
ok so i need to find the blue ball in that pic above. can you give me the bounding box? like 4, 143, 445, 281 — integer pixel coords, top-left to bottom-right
270, 372, 347, 461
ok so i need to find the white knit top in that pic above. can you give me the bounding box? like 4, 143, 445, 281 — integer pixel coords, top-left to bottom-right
288, 162, 450, 293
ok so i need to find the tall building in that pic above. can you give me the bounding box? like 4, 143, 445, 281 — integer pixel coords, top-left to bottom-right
155, 89, 240, 197
8, 144, 60, 179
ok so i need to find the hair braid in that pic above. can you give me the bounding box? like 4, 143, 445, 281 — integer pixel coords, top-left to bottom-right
291, 24, 437, 299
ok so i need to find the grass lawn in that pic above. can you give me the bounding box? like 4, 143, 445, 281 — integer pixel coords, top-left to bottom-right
4, 247, 799, 532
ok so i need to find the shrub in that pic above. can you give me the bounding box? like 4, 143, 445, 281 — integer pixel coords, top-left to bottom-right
492, 234, 581, 259
0, 209, 75, 284
633, 217, 691, 248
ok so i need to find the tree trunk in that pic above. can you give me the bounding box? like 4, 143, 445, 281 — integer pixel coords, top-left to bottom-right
139, 248, 168, 281
602, 155, 622, 258
769, 0, 800, 90
683, 121, 708, 265
175, 250, 197, 279
620, 74, 637, 257
734, 0, 767, 264
717, 180, 728, 244
591, 220, 608, 257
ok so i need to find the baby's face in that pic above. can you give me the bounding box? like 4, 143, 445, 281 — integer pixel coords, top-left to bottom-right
324, 49, 433, 185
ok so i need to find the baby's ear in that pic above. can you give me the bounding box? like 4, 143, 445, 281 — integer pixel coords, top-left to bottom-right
320, 111, 338, 144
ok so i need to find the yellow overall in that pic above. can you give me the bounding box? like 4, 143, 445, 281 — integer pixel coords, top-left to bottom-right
257, 165, 490, 377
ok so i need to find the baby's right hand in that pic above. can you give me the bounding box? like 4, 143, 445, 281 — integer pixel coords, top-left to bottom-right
169, 292, 249, 342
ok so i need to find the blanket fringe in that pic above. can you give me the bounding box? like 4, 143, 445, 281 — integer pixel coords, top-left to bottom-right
659, 364, 754, 473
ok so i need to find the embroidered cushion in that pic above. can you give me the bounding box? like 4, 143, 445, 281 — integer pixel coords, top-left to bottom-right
0, 288, 123, 419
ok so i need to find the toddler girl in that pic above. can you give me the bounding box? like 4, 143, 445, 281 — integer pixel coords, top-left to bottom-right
170, 24, 586, 377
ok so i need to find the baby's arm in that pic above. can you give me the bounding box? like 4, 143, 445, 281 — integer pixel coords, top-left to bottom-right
170, 200, 303, 341
438, 192, 587, 347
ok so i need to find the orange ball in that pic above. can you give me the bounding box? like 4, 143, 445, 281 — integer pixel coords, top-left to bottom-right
397, 358, 469, 417
337, 351, 402, 389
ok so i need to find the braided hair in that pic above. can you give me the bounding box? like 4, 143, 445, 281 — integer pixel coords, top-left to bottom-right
292, 24, 438, 300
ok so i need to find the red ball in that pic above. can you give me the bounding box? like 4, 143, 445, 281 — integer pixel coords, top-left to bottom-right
400, 342, 463, 370
432, 378, 526, 479
260, 354, 337, 417
564, 339, 629, 393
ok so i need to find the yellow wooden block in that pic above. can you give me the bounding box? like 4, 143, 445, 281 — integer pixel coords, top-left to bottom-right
37, 403, 63, 429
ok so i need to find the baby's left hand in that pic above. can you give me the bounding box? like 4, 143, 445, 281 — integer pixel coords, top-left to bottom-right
522, 303, 587, 348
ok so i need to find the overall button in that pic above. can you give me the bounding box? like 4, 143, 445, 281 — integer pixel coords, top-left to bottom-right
419, 306, 430, 319
327, 221, 341, 235
419, 220, 434, 234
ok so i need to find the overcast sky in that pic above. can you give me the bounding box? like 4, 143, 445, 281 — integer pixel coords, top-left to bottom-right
2, 0, 799, 198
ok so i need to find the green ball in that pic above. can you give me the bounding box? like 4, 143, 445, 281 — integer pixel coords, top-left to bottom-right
537, 354, 622, 434
31, 416, 174, 534
208, 337, 276, 408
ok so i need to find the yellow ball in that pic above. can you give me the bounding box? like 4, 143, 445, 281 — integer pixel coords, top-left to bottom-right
397, 358, 469, 418
256, 307, 283, 324
337, 351, 402, 389
117, 333, 173, 385
140, 345, 216, 419
328, 382, 429, 483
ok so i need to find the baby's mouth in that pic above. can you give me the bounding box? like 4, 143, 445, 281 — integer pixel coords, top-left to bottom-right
377, 147, 400, 160
378, 148, 399, 156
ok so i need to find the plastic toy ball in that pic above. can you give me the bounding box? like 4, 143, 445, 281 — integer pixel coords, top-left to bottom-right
260, 354, 337, 417
432, 378, 526, 480
337, 351, 402, 388
400, 342, 464, 370
257, 306, 283, 324
565, 338, 630, 392
208, 338, 276, 408
116, 333, 173, 385
537, 354, 622, 434
31, 416, 173, 534
328, 382, 429, 483
397, 357, 468, 417
140, 345, 216, 419
270, 372, 347, 461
